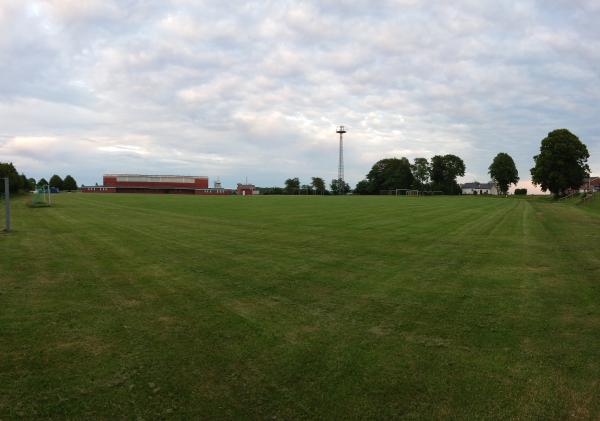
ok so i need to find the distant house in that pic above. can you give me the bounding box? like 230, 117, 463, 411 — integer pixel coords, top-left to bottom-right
461, 182, 498, 195
577, 177, 600, 193
237, 183, 257, 196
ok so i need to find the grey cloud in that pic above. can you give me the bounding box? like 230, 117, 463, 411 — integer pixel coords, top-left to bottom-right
1, 0, 599, 191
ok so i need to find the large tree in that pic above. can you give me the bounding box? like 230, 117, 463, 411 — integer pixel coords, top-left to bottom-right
0, 162, 23, 193
300, 184, 313, 194
63, 175, 78, 191
330, 179, 350, 195
354, 179, 374, 195
311, 177, 326, 194
37, 178, 49, 188
284, 177, 300, 194
49, 174, 64, 190
366, 157, 414, 193
411, 158, 430, 190
489, 153, 519, 195
430, 154, 465, 194
19, 173, 36, 191
531, 129, 590, 198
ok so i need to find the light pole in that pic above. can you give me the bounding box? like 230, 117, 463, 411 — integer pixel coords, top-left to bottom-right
2, 177, 10, 232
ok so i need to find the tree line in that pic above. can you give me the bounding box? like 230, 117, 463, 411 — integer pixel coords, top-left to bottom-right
259, 177, 351, 195
0, 162, 78, 193
268, 128, 590, 198
355, 154, 467, 195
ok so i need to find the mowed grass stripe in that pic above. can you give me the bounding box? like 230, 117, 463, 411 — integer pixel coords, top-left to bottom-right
1, 194, 599, 419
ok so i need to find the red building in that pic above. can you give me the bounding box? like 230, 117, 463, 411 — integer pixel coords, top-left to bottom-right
82, 174, 232, 195
237, 183, 256, 196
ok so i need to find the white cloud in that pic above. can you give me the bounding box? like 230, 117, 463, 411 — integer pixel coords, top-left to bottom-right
0, 0, 598, 187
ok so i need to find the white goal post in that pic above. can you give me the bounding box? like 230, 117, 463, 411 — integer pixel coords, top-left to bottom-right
395, 189, 420, 196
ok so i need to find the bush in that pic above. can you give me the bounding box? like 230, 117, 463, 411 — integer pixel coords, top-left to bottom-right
514, 188, 527, 195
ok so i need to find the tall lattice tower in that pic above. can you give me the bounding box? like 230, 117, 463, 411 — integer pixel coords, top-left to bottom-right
336, 125, 346, 193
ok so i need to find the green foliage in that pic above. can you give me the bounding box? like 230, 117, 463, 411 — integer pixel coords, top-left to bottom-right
284, 177, 300, 194
411, 157, 430, 190
430, 154, 465, 194
514, 188, 527, 195
531, 129, 590, 198
300, 184, 313, 194
37, 178, 49, 188
257, 187, 284, 195
311, 177, 326, 193
330, 178, 350, 194
354, 179, 374, 195
0, 162, 23, 193
49, 174, 64, 190
27, 177, 36, 191
366, 157, 414, 193
63, 175, 78, 191
489, 153, 519, 195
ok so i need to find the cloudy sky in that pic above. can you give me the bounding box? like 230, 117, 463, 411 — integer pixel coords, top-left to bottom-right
1, 0, 599, 190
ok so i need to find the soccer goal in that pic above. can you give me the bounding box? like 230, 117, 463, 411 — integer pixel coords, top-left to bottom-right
395, 189, 419, 196
30, 185, 51, 207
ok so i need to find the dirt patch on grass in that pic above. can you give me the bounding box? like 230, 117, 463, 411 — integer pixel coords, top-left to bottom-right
369, 325, 392, 336
54, 335, 110, 356
285, 324, 320, 343
158, 315, 176, 324
402, 333, 451, 348
115, 297, 141, 307
226, 296, 282, 318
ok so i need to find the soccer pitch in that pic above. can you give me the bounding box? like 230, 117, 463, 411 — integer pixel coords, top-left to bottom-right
1, 194, 599, 419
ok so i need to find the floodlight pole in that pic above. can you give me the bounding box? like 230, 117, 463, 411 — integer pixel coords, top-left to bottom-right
3, 177, 10, 232
336, 125, 346, 195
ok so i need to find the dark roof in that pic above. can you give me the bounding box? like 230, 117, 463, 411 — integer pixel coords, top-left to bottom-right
461, 182, 494, 189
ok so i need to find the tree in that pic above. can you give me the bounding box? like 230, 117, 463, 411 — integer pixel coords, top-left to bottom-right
366, 157, 414, 193
489, 153, 519, 195
430, 154, 465, 194
354, 179, 374, 195
19, 173, 36, 191
514, 188, 527, 195
330, 179, 350, 195
311, 177, 326, 194
411, 158, 430, 190
300, 184, 313, 194
37, 178, 49, 187
63, 175, 78, 191
0, 162, 23, 194
49, 174, 64, 190
531, 129, 590, 198
284, 177, 300, 194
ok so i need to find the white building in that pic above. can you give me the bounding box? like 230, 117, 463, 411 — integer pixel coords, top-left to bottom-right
461, 182, 499, 195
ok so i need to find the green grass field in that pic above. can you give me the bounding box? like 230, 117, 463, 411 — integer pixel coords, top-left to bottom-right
2, 193, 600, 419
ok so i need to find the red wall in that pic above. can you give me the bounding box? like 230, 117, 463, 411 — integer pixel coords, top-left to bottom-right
103, 176, 118, 186
102, 176, 208, 189
195, 189, 233, 195
237, 188, 254, 195
81, 186, 116, 193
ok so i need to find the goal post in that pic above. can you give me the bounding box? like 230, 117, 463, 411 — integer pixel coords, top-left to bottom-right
395, 189, 420, 196
2, 177, 9, 232
30, 185, 51, 207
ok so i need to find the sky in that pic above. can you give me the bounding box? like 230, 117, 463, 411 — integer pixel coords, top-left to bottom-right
1, 0, 599, 191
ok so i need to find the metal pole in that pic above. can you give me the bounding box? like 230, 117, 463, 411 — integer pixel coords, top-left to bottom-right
3, 178, 10, 232
47, 184, 51, 205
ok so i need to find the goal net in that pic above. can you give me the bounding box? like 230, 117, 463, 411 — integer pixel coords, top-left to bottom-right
395, 189, 419, 196
30, 186, 51, 207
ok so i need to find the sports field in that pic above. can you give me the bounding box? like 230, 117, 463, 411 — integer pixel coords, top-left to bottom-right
1, 193, 599, 419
